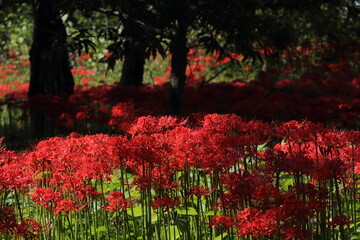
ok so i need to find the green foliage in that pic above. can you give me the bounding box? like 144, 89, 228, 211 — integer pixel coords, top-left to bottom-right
174, 207, 198, 216
279, 173, 295, 191
0, 4, 32, 58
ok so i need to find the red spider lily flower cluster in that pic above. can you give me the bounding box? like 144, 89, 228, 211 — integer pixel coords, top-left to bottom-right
189, 185, 213, 198
0, 42, 359, 238
152, 197, 180, 212
0, 207, 18, 235
0, 207, 43, 238
104, 191, 130, 213
0, 43, 358, 139
154, 49, 243, 86
0, 114, 359, 238
208, 215, 236, 231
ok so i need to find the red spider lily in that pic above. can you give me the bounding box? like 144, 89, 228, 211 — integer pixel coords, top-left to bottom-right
154, 76, 168, 85
208, 215, 236, 231
3, 41, 360, 129
0, 111, 359, 239
167, 126, 237, 171
271, 143, 316, 176
244, 66, 252, 71
76, 52, 92, 63
0, 157, 33, 191
344, 131, 360, 146
71, 184, 100, 201
274, 120, 325, 143
23, 134, 122, 213
150, 166, 178, 191
289, 183, 328, 212
96, 106, 111, 124
189, 132, 239, 171
111, 102, 136, 118
0, 207, 18, 235
189, 185, 213, 198
108, 102, 139, 131
104, 191, 130, 213
252, 184, 283, 209
69, 131, 81, 138
31, 187, 62, 209
27, 134, 120, 179
71, 66, 95, 76
236, 208, 279, 239
127, 115, 186, 136
127, 115, 160, 135
167, 122, 244, 172
218, 171, 264, 210
328, 214, 352, 227
279, 197, 316, 223
152, 197, 180, 212
22, 60, 30, 66
132, 175, 152, 190
75, 105, 94, 121
127, 134, 165, 166
317, 131, 348, 152
128, 134, 175, 190
201, 113, 244, 135
355, 163, 360, 175
100, 51, 113, 61
16, 218, 43, 239
262, 148, 290, 173
0, 149, 17, 166
281, 227, 307, 240
53, 199, 86, 216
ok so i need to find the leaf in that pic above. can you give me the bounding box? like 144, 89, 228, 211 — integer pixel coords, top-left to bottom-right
215, 232, 228, 240
96, 226, 108, 233
127, 205, 144, 217
169, 225, 180, 240
160, 225, 180, 240
91, 225, 107, 236
151, 213, 158, 222
34, 171, 51, 179
350, 226, 360, 240
174, 207, 198, 216
256, 142, 268, 152
279, 173, 295, 190
174, 218, 188, 233
127, 205, 157, 222
351, 232, 360, 240
128, 187, 141, 199
205, 211, 216, 216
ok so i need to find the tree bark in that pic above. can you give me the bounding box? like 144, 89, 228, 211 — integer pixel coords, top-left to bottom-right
29, 0, 74, 97
119, 40, 146, 86
28, 0, 74, 138
169, 23, 188, 115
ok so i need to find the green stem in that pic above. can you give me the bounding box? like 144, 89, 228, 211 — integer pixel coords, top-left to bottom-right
351, 144, 357, 229
66, 214, 75, 240
100, 180, 111, 240
13, 187, 23, 221
334, 174, 345, 240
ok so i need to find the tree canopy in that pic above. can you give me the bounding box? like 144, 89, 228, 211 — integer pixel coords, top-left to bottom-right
0, 0, 359, 115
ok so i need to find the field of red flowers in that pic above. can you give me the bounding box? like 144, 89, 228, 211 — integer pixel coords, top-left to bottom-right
1, 42, 359, 141
0, 42, 360, 239
1, 115, 360, 239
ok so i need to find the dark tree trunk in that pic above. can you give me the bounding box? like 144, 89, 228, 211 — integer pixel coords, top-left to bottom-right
169, 23, 188, 115
119, 40, 146, 86
28, 0, 74, 138
29, 1, 74, 97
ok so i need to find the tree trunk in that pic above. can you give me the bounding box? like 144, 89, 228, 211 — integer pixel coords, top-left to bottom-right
119, 40, 146, 86
169, 23, 188, 115
28, 0, 74, 138
29, 1, 74, 97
